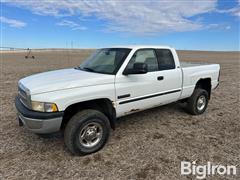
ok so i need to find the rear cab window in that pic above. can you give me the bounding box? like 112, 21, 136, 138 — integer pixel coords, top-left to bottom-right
155, 49, 175, 70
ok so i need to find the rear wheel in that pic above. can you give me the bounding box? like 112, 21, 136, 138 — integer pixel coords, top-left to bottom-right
64, 109, 110, 155
186, 88, 209, 115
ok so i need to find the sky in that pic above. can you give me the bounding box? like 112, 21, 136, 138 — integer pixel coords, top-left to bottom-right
0, 0, 239, 51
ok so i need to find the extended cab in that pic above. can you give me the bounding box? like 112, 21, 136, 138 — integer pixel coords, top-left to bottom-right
15, 45, 220, 155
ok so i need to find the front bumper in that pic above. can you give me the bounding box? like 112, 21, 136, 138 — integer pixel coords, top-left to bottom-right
15, 97, 64, 134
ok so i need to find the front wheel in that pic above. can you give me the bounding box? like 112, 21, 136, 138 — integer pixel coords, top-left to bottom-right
186, 88, 209, 115
64, 109, 110, 155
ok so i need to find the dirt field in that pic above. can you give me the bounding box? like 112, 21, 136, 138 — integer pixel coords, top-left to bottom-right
0, 49, 239, 180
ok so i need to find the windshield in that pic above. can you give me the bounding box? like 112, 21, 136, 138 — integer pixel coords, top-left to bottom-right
78, 48, 131, 74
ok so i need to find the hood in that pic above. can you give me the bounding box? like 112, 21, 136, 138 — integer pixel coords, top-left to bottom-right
19, 68, 115, 95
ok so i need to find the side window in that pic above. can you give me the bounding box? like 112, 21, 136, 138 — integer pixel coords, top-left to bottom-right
156, 49, 175, 70
126, 49, 158, 72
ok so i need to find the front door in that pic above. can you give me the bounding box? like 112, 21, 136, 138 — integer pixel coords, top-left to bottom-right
115, 48, 183, 117
115, 49, 162, 116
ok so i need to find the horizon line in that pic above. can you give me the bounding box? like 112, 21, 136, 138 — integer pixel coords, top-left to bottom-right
0, 47, 239, 53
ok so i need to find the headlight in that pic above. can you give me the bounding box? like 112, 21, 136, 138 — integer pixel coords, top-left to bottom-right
31, 101, 58, 112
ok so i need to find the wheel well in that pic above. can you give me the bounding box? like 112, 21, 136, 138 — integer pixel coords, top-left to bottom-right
195, 78, 211, 99
61, 99, 116, 130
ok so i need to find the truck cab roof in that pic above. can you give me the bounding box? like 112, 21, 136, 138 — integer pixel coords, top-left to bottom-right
106, 45, 172, 50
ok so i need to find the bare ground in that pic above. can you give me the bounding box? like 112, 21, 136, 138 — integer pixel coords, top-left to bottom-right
0, 49, 239, 180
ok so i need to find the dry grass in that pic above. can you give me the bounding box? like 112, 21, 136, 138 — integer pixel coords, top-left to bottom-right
0, 49, 239, 180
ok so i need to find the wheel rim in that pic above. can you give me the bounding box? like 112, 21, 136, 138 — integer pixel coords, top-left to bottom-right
79, 122, 103, 148
197, 95, 206, 111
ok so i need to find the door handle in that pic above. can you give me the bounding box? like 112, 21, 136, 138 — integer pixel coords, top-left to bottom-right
157, 76, 164, 81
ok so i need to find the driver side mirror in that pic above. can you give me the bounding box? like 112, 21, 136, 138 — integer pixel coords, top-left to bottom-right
123, 62, 148, 75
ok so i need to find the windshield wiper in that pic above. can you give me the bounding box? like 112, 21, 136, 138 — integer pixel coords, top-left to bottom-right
75, 66, 96, 72
74, 66, 81, 70
82, 67, 95, 72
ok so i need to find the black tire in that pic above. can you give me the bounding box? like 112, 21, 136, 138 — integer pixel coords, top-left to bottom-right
186, 88, 209, 115
64, 109, 110, 155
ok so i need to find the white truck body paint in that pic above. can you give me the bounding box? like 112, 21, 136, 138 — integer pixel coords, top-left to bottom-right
19, 45, 220, 118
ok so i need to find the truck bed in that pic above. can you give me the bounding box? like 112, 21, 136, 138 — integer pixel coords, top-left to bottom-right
180, 62, 210, 68
179, 61, 220, 100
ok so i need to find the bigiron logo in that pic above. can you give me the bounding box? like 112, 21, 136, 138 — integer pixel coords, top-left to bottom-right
181, 161, 237, 179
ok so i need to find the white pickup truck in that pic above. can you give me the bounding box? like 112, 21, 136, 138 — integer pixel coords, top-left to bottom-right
15, 45, 220, 155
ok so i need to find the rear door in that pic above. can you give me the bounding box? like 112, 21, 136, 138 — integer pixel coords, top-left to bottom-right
153, 49, 182, 104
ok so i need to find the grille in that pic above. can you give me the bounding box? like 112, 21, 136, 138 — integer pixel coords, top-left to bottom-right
18, 83, 31, 109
